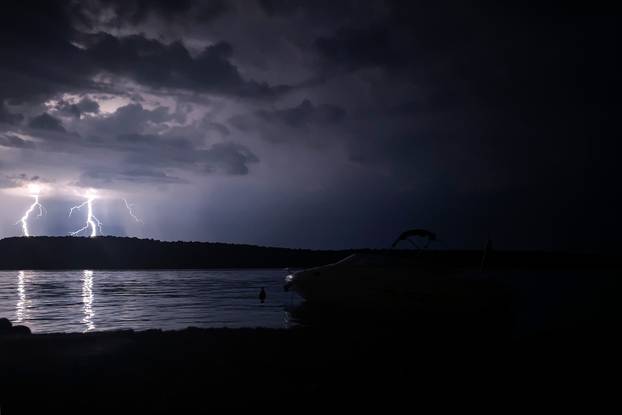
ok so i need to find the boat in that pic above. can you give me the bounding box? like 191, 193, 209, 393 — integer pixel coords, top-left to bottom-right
283, 230, 505, 313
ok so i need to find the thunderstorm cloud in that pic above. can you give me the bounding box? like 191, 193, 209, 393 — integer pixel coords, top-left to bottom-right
0, 0, 619, 250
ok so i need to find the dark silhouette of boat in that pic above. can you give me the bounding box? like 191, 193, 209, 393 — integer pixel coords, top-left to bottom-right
282, 228, 622, 316
284, 252, 505, 312
283, 230, 507, 313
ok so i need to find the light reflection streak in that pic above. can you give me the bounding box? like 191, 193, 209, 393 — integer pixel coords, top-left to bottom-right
82, 270, 95, 332
16, 271, 28, 322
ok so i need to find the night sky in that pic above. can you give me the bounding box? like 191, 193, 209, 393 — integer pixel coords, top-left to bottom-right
0, 1, 619, 251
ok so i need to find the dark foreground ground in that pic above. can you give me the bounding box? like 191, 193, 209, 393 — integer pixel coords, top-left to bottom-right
0, 310, 620, 414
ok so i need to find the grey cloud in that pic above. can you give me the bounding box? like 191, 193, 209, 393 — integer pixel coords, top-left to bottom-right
77, 167, 187, 187
0, 176, 20, 189
29, 113, 67, 132
0, 1, 289, 111
228, 99, 346, 143
55, 97, 101, 118
115, 133, 194, 153
79, 122, 258, 178
14, 97, 260, 182
0, 103, 24, 125
228, 113, 255, 132
0, 173, 41, 189
201, 142, 259, 175
0, 176, 19, 189
120, 135, 259, 176
70, 0, 229, 28
77, 98, 100, 113
79, 137, 259, 181
84, 34, 290, 98
120, 168, 187, 183
112, 104, 174, 125
256, 99, 345, 128
0, 134, 36, 149
201, 120, 230, 137
86, 104, 179, 136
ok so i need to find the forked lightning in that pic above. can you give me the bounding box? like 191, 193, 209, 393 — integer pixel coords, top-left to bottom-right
18, 184, 45, 237
69, 189, 102, 237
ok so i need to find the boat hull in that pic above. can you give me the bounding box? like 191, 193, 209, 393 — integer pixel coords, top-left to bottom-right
286, 262, 507, 313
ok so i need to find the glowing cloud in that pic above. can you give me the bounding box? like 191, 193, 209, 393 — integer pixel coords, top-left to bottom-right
18, 184, 45, 237
69, 188, 102, 237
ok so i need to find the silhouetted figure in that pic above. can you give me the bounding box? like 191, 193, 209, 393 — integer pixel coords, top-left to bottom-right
259, 287, 267, 303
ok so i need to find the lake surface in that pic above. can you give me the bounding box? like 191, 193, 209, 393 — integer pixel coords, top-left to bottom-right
0, 268, 617, 335
0, 269, 301, 333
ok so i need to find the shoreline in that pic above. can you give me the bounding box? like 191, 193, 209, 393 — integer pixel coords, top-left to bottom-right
1, 323, 618, 412
1, 236, 619, 270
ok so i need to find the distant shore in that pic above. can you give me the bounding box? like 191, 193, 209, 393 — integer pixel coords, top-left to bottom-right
0, 236, 618, 270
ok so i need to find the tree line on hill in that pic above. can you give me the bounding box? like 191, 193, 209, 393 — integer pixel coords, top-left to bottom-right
0, 236, 617, 270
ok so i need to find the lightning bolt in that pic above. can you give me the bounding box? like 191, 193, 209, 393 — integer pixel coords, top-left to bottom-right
123, 199, 143, 224
69, 189, 102, 237
18, 185, 44, 237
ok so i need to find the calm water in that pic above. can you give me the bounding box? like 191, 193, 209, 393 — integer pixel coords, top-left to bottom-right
0, 269, 301, 333
0, 268, 616, 335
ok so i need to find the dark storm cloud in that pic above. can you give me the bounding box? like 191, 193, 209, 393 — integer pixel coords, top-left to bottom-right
114, 133, 194, 160
257, 0, 301, 16
315, 25, 403, 71
0, 104, 23, 125
70, 0, 230, 27
83, 34, 289, 97
35, 126, 259, 181
229, 99, 346, 142
0, 0, 620, 250
257, 99, 345, 128
29, 113, 67, 133
257, 0, 359, 20
116, 134, 259, 176
201, 142, 259, 175
305, 3, 620, 185
0, 0, 289, 107
77, 167, 187, 187
0, 1, 93, 104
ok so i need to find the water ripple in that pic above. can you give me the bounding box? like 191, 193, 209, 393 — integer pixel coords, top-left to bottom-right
0, 269, 300, 333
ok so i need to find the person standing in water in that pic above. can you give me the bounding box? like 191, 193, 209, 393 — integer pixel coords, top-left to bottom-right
259, 287, 266, 303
